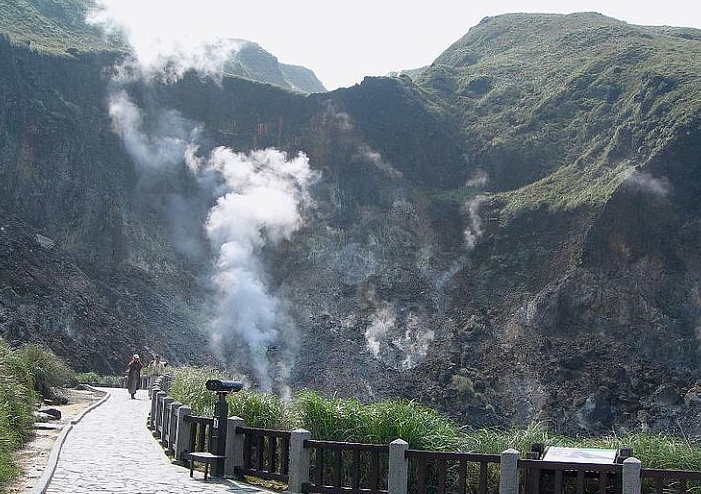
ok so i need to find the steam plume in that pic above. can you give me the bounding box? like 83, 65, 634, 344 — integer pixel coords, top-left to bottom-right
89, 1, 245, 83
364, 298, 435, 370
189, 147, 316, 389
94, 2, 318, 389
624, 170, 672, 198
463, 195, 486, 250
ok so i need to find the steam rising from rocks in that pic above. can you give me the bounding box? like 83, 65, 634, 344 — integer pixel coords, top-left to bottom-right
188, 147, 316, 389
364, 296, 434, 370
463, 171, 489, 250
108, 91, 192, 174
96, 3, 318, 390
624, 170, 672, 198
463, 195, 486, 250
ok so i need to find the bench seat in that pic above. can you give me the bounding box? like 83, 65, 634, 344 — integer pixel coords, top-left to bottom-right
188, 451, 227, 481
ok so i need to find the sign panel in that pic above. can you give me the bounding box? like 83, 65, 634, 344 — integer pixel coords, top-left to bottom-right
542, 446, 618, 464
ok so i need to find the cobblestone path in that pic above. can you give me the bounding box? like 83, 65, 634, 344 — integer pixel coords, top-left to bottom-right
44, 387, 271, 494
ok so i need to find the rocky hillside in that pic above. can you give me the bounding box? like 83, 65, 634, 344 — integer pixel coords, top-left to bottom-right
1, 1, 701, 436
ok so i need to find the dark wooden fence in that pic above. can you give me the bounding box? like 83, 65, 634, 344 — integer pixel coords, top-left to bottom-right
302, 439, 389, 494
235, 425, 291, 483
183, 415, 215, 454
640, 468, 701, 494
519, 458, 623, 494
170, 415, 701, 494
405, 450, 501, 494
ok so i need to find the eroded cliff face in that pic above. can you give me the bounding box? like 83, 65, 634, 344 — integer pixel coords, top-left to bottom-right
0, 39, 216, 372
2, 13, 701, 437
423, 125, 701, 435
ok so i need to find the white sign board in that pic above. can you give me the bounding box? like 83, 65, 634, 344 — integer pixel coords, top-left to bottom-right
542, 446, 618, 464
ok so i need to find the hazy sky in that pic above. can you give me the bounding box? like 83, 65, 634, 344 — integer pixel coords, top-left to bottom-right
93, 0, 701, 91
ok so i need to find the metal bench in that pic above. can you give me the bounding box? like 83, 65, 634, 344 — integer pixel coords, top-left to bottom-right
188, 452, 227, 481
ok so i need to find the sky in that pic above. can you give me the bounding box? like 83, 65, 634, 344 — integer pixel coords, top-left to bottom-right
92, 0, 701, 91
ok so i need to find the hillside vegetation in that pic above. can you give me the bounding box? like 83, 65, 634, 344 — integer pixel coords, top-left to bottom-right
0, 0, 123, 54
0, 3, 700, 439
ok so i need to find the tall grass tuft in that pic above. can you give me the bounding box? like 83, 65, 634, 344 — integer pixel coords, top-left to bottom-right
14, 343, 76, 398
0, 339, 36, 487
168, 367, 288, 428
588, 431, 701, 470
168, 366, 226, 415
292, 390, 371, 441
228, 391, 287, 429
459, 421, 574, 454
367, 399, 462, 450
0, 341, 36, 446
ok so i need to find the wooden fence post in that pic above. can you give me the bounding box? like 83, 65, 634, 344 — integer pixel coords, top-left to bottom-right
154, 391, 166, 437
287, 429, 311, 494
389, 439, 409, 494
499, 449, 520, 494
167, 401, 181, 454
160, 396, 174, 442
225, 416, 245, 478
173, 405, 191, 462
622, 457, 642, 494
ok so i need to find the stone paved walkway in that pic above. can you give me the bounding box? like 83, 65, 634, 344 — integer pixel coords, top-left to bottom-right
44, 387, 273, 494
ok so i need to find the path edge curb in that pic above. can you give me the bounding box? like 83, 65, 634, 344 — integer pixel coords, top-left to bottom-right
29, 386, 112, 494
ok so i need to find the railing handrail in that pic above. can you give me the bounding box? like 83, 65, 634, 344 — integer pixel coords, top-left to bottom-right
519, 458, 624, 473
236, 425, 292, 438
183, 414, 213, 426
304, 439, 389, 452
407, 449, 502, 463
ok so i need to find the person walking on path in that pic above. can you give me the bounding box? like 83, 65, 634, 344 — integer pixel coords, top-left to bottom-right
148, 354, 166, 377
147, 354, 166, 397
126, 354, 142, 399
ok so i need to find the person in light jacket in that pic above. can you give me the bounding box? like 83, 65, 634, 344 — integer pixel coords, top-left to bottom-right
147, 354, 166, 397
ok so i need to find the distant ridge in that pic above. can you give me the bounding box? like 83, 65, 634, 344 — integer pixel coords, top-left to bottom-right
0, 0, 326, 94
223, 41, 327, 94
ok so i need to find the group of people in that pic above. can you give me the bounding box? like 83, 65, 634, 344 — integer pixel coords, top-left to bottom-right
125, 353, 166, 399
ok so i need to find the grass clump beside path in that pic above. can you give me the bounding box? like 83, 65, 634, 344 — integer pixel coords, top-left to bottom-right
169, 366, 701, 471
0, 338, 77, 489
0, 339, 35, 485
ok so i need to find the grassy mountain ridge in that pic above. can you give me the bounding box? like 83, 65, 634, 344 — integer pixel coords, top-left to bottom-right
225, 41, 327, 93
389, 13, 701, 434
418, 13, 701, 202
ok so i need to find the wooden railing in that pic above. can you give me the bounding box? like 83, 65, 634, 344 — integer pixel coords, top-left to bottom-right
148, 382, 701, 494
406, 450, 501, 494
302, 439, 389, 494
235, 425, 291, 482
640, 468, 701, 494
183, 415, 214, 454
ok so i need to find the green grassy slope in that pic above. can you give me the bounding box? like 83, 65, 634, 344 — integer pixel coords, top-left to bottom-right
0, 0, 124, 55
415, 13, 701, 218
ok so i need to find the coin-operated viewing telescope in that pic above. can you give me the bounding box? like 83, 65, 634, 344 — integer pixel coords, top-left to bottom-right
205, 379, 244, 393
204, 379, 243, 477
